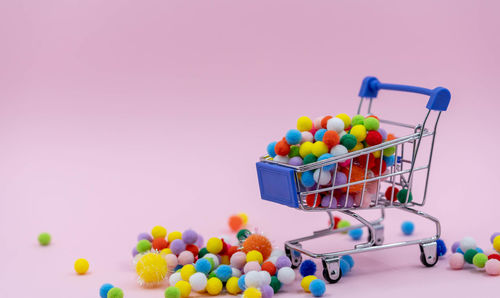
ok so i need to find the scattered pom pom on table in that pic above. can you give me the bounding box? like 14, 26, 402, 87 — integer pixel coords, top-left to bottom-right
277, 267, 296, 284
341, 255, 354, 268
206, 277, 223, 295
170, 239, 186, 255
225, 276, 241, 295
107, 287, 124, 298
175, 280, 191, 298
270, 276, 281, 293
460, 237, 477, 252
485, 259, 500, 275
206, 237, 223, 254
337, 219, 351, 233
38, 232, 51, 246
242, 234, 273, 260
189, 272, 207, 292
300, 275, 317, 292
473, 253, 488, 268
247, 250, 264, 264
138, 232, 153, 242
137, 239, 152, 253
309, 279, 326, 297
243, 288, 262, 298
74, 258, 89, 275
299, 260, 317, 277
436, 239, 447, 257
275, 256, 292, 269
99, 283, 114, 298
464, 249, 478, 264
136, 253, 168, 286
349, 228, 363, 240
401, 221, 414, 235
152, 238, 169, 251
164, 286, 181, 298
320, 116, 333, 129
449, 253, 465, 269
244, 261, 261, 274
339, 259, 351, 275
261, 284, 274, 298
151, 226, 167, 239
261, 261, 276, 276
182, 229, 198, 245
181, 264, 197, 281
494, 236, 500, 252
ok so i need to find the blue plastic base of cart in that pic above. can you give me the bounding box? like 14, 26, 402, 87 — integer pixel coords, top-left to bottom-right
256, 162, 299, 208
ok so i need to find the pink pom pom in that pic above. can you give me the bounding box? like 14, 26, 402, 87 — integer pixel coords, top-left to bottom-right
243, 261, 261, 274
178, 251, 194, 266
339, 159, 351, 167
485, 259, 500, 276
230, 252, 247, 269
449, 252, 465, 270
164, 254, 178, 269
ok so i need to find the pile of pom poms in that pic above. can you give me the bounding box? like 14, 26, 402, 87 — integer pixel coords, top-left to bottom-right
448, 234, 500, 276
265, 114, 415, 210
99, 283, 124, 298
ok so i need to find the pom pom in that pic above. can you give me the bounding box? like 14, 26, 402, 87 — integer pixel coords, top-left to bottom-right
207, 237, 223, 254
100, 283, 114, 298
339, 258, 351, 275
485, 259, 500, 275
178, 251, 194, 266
270, 276, 281, 293
350, 125, 367, 142
229, 215, 244, 232
340, 134, 357, 150
151, 226, 167, 239
365, 130, 383, 146
152, 238, 169, 251
383, 155, 395, 167
242, 234, 273, 260
243, 288, 262, 298
203, 253, 220, 269
337, 219, 350, 232
464, 249, 478, 264
326, 117, 345, 133
273, 155, 289, 164
301, 131, 314, 143
491, 232, 500, 244
364, 117, 379, 131
247, 250, 264, 264
169, 272, 182, 286
383, 146, 396, 156
460, 237, 477, 252
206, 277, 223, 295
330, 144, 348, 157
168, 231, 183, 242
449, 253, 464, 269
260, 284, 274, 298
277, 267, 295, 284
401, 221, 414, 235
259, 270, 272, 286
230, 251, 247, 269
300, 275, 317, 292
215, 264, 233, 282
494, 236, 500, 252
38, 232, 51, 246
274, 139, 290, 156
285, 129, 302, 145
340, 166, 366, 193
189, 272, 208, 293
266, 141, 277, 158
349, 228, 363, 240
243, 261, 261, 273
261, 261, 276, 276
175, 280, 191, 298
351, 115, 365, 126
238, 275, 247, 291
170, 239, 186, 255
164, 286, 180, 298
436, 239, 447, 257
185, 244, 199, 257
338, 193, 354, 208
299, 142, 314, 158
288, 156, 303, 166
182, 229, 198, 245
312, 141, 328, 157
397, 189, 413, 203
74, 258, 89, 275
314, 129, 327, 142
317, 153, 335, 170
320, 196, 337, 209
297, 116, 313, 132
299, 260, 317, 277
309, 279, 326, 297
372, 158, 387, 175
341, 255, 354, 268
320, 116, 332, 129
107, 288, 124, 298
245, 271, 261, 288
288, 146, 300, 158
313, 169, 331, 185
226, 276, 241, 295
137, 239, 152, 253
357, 153, 376, 169
136, 253, 168, 285
303, 153, 318, 165
301, 172, 315, 189
322, 130, 340, 149
473, 253, 488, 268
451, 241, 460, 253
275, 256, 292, 269
336, 113, 351, 129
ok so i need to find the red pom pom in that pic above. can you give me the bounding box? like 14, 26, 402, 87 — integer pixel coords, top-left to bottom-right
228, 215, 243, 232
185, 244, 199, 257
366, 115, 379, 120
322, 130, 340, 148
334, 216, 341, 229
357, 153, 375, 169
365, 131, 383, 146
152, 238, 169, 251
226, 246, 239, 258
371, 158, 387, 175
384, 186, 399, 201
261, 261, 277, 275
274, 138, 290, 156
305, 194, 321, 207
321, 116, 333, 129
488, 254, 500, 261
220, 239, 230, 255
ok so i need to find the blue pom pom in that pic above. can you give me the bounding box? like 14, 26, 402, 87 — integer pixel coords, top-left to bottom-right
299, 260, 317, 277
314, 129, 327, 142
383, 155, 395, 167
341, 255, 354, 269
457, 247, 464, 254
318, 153, 335, 171
309, 279, 326, 297
401, 221, 414, 235
286, 129, 302, 145
436, 239, 447, 257
174, 264, 183, 272
99, 283, 114, 298
195, 258, 211, 274
348, 228, 363, 240
301, 171, 315, 187
215, 265, 232, 282
476, 247, 484, 253
339, 259, 351, 275
238, 275, 246, 291
267, 141, 278, 158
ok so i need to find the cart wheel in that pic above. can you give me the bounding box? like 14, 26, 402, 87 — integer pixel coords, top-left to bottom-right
285, 245, 302, 269
322, 259, 342, 284
419, 242, 438, 267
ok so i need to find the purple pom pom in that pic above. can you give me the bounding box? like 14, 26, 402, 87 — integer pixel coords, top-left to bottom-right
320, 196, 337, 209
491, 232, 500, 244
275, 256, 292, 269
261, 285, 274, 298
170, 239, 186, 255
182, 229, 198, 245
451, 241, 460, 253
137, 232, 153, 242
288, 157, 303, 166
132, 247, 139, 257
338, 194, 354, 208
333, 172, 347, 186
196, 234, 204, 248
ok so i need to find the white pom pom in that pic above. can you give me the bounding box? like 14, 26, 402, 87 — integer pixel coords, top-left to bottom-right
169, 272, 182, 286
270, 249, 285, 258
313, 169, 331, 185
327, 117, 345, 133
338, 130, 347, 138
301, 131, 314, 143
277, 267, 296, 284
314, 117, 323, 130
231, 267, 242, 278
267, 256, 279, 265
132, 253, 145, 266
203, 253, 219, 269
330, 144, 348, 156
259, 271, 271, 286
273, 155, 290, 163
189, 272, 207, 292
245, 271, 261, 288
460, 237, 476, 252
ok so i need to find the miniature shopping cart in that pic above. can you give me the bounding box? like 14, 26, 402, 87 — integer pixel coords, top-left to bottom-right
256, 76, 451, 283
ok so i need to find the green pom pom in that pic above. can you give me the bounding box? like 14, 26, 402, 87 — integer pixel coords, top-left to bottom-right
364, 117, 380, 131
337, 219, 351, 234
206, 258, 215, 270
397, 189, 413, 203
340, 134, 357, 150
164, 286, 181, 298
237, 229, 251, 242
383, 146, 396, 156
464, 249, 478, 264
38, 232, 51, 246
351, 115, 365, 126
198, 247, 209, 258
208, 271, 217, 279
473, 253, 488, 268
288, 146, 300, 158
270, 276, 282, 293
303, 153, 318, 165
136, 239, 152, 253
107, 287, 124, 298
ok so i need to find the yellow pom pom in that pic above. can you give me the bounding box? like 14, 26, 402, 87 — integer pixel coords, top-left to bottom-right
168, 231, 183, 243
151, 226, 167, 239
299, 141, 314, 158
494, 236, 500, 252
246, 250, 264, 264
301, 275, 317, 292
74, 258, 89, 275
243, 287, 262, 298
351, 142, 364, 152
220, 255, 230, 265
160, 248, 172, 256
297, 116, 313, 132
336, 113, 351, 129
226, 277, 242, 295
350, 125, 367, 142
207, 237, 223, 254
206, 277, 223, 295
372, 150, 381, 158
238, 213, 248, 225
180, 264, 196, 281
136, 253, 168, 285
312, 141, 328, 157
175, 280, 191, 298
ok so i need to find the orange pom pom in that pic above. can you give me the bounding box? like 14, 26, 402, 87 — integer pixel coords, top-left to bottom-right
322, 130, 340, 148
262, 261, 276, 275
341, 165, 366, 193
274, 138, 290, 156
227, 246, 239, 258
387, 133, 396, 141
242, 234, 273, 260
321, 116, 333, 129
228, 215, 244, 232
185, 244, 199, 257
152, 238, 169, 251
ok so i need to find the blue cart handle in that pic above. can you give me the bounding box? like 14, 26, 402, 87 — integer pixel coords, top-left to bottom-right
358, 76, 451, 111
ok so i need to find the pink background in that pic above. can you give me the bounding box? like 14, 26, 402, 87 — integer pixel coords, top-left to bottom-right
1, 1, 499, 297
